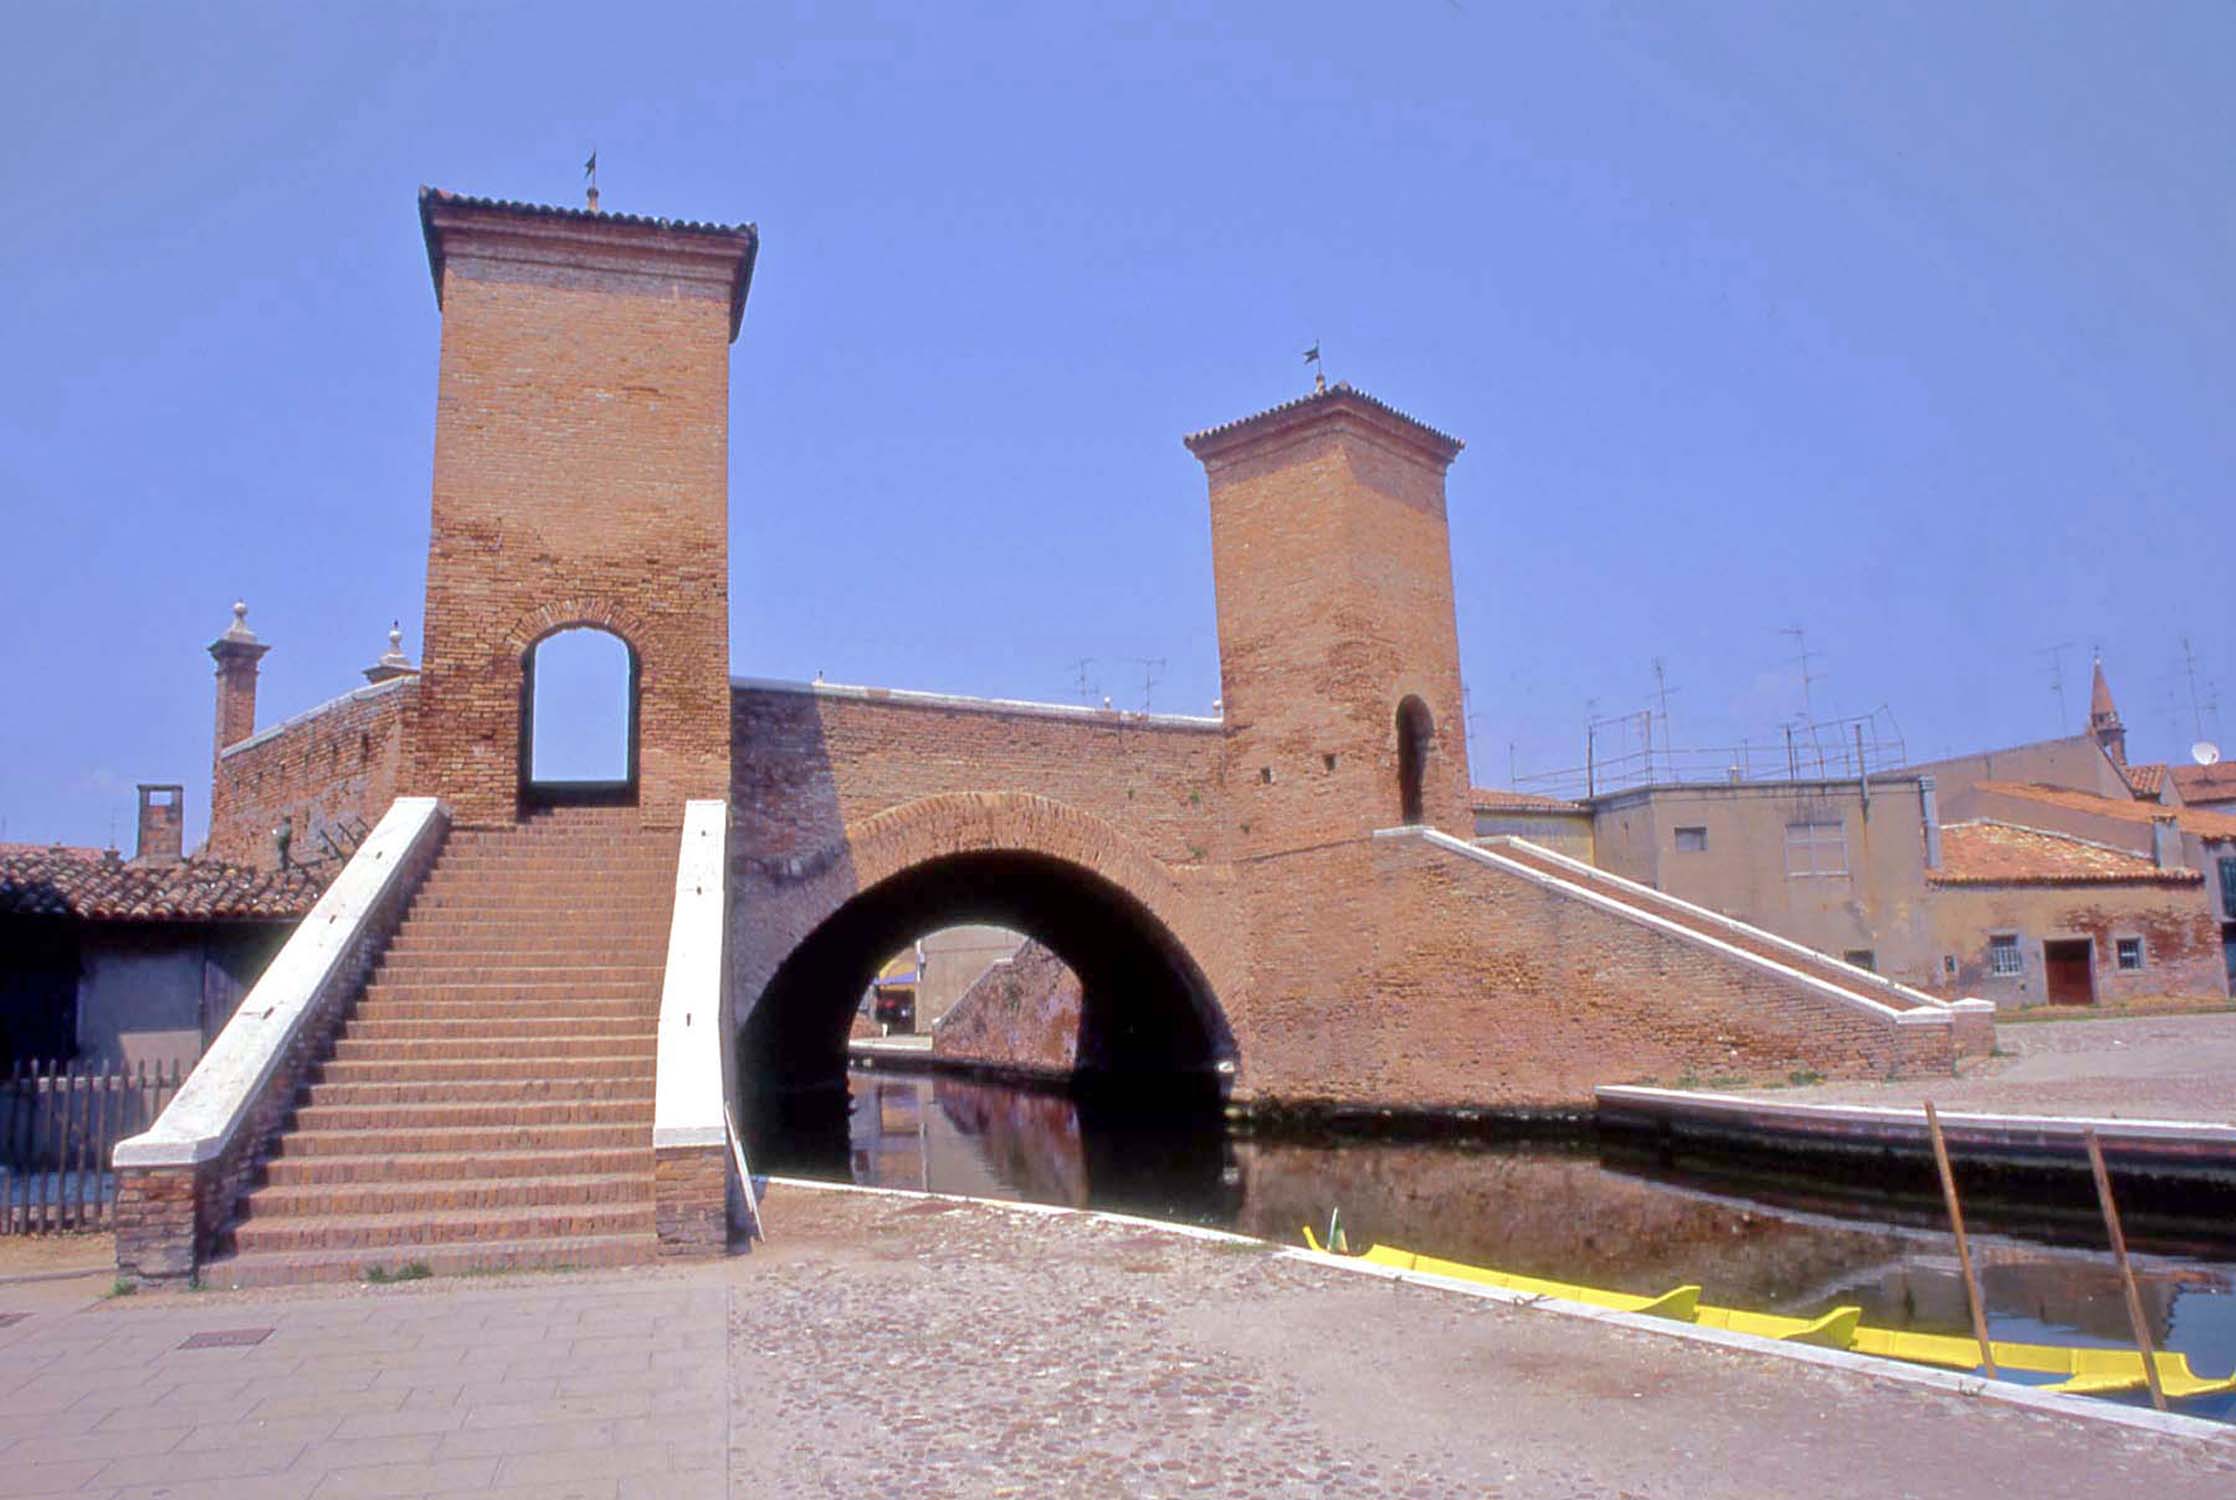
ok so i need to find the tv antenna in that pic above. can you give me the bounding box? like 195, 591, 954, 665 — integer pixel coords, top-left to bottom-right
2034, 641, 2076, 730
1128, 657, 1166, 713
1779, 626, 1824, 721
1650, 656, 1680, 781
1071, 657, 1099, 706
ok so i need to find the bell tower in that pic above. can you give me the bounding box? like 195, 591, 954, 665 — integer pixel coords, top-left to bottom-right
1186, 383, 1472, 853
412, 188, 758, 826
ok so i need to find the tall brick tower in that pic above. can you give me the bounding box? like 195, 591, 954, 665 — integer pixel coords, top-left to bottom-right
1186, 383, 1472, 853
413, 189, 758, 826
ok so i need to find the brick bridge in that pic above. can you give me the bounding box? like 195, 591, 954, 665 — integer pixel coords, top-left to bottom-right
118, 188, 1989, 1283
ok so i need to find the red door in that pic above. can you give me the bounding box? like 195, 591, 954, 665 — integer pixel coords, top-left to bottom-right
2043, 939, 2095, 1006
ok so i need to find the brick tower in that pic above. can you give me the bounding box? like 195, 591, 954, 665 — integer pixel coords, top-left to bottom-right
412, 189, 758, 826
1186, 383, 1472, 853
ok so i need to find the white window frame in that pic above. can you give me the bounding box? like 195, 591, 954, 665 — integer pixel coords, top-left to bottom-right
1784, 820, 1848, 878
2115, 937, 2145, 972
1988, 934, 2023, 977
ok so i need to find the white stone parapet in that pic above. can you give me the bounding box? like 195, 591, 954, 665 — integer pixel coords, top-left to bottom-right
653, 799, 732, 1152
114, 796, 447, 1168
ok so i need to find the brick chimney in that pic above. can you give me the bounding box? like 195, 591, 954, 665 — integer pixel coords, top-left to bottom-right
2152, 814, 2180, 870
208, 601, 270, 757
133, 784, 184, 866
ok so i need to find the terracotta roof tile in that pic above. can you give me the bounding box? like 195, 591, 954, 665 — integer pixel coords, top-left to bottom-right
2172, 761, 2236, 807
1930, 821, 2200, 887
2124, 762, 2167, 798
1970, 781, 2236, 841
0, 847, 326, 921
1471, 787, 1589, 814
1183, 382, 1463, 460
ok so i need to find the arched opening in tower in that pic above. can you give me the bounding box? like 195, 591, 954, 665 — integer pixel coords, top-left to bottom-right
1397, 694, 1435, 825
518, 625, 639, 806
739, 850, 1234, 1101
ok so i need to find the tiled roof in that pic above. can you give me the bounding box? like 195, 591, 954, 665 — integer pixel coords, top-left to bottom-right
2172, 761, 2236, 807
1471, 787, 1589, 815
0, 846, 325, 921
417, 187, 760, 339
1971, 781, 2236, 841
1183, 382, 1464, 459
1930, 821, 2200, 887
2124, 762, 2167, 799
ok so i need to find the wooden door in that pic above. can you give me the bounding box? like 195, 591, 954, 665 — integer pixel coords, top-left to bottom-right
2043, 939, 2094, 1006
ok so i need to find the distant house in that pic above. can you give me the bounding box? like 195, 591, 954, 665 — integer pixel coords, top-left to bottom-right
0, 786, 321, 1071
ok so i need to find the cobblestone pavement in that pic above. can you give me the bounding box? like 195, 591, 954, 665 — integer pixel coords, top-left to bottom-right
1737, 1012, 2236, 1121
7, 1184, 2233, 1497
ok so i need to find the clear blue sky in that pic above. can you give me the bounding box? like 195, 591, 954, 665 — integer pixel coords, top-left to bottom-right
5, 2, 2231, 847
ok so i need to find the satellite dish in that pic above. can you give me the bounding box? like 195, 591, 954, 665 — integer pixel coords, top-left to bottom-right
2194, 741, 2222, 767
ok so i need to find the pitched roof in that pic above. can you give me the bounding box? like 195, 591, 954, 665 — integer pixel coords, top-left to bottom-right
1471, 787, 1589, 815
0, 846, 325, 921
2124, 762, 2167, 799
1182, 382, 1464, 463
2172, 761, 2236, 807
1970, 781, 2236, 841
1930, 821, 2200, 887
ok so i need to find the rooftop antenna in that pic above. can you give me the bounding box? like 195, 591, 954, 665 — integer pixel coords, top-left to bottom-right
1071, 657, 1099, 706
2181, 635, 2208, 740
1128, 657, 1167, 713
1650, 657, 1680, 782
1779, 626, 1823, 722
1303, 340, 1326, 394
2034, 641, 2076, 731
584, 148, 600, 213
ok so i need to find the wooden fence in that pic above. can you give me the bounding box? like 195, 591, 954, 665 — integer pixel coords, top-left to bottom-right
1, 1059, 184, 1234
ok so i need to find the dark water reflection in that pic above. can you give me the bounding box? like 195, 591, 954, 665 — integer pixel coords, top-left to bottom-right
748, 1068, 2236, 1423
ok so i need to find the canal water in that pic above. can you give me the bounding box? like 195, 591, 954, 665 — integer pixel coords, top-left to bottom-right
749, 1068, 2236, 1424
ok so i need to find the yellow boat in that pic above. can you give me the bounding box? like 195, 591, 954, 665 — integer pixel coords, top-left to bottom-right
1299, 1228, 2236, 1402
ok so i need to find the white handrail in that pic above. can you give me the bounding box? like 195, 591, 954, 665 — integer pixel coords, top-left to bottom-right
653, 800, 731, 1151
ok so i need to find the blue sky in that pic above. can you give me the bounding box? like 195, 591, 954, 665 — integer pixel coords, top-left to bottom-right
5, 2, 2231, 847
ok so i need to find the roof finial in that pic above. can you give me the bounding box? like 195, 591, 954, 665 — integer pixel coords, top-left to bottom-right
584, 147, 600, 213
1303, 340, 1326, 394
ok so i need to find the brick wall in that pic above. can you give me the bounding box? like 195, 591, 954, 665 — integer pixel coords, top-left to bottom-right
1225, 833, 1952, 1113
207, 678, 414, 870
413, 195, 753, 828
1928, 881, 2227, 1006
930, 938, 1082, 1077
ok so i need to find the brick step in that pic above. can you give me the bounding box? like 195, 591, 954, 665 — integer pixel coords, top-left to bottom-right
343, 1016, 655, 1042
240, 1171, 653, 1222
291, 1098, 654, 1133
350, 997, 660, 1023
401, 892, 675, 914
383, 930, 665, 953
315, 1055, 657, 1085
331, 1035, 655, 1063
231, 1202, 657, 1255
358, 979, 660, 1003
412, 869, 676, 887
301, 1075, 655, 1107
263, 1146, 649, 1186
272, 1122, 648, 1157
372, 960, 665, 983
205, 1231, 656, 1289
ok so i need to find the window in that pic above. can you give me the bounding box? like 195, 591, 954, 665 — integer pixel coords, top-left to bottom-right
1943, 955, 1958, 977
1843, 950, 1876, 972
1675, 826, 1708, 853
2116, 938, 2144, 972
2220, 857, 2236, 915
1784, 820, 1848, 877
1988, 935, 2022, 976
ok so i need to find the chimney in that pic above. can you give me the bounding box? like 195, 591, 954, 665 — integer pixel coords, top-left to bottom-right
2152, 814, 2179, 870
208, 601, 270, 757
1919, 775, 1942, 869
362, 622, 416, 685
133, 784, 184, 866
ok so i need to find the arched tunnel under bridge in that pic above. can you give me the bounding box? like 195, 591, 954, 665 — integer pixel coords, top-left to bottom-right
736, 849, 1240, 1171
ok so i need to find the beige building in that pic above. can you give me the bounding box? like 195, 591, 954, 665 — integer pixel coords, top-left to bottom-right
1472, 660, 2233, 1008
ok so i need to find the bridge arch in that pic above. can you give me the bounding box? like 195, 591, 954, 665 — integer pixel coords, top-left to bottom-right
738, 792, 1238, 1096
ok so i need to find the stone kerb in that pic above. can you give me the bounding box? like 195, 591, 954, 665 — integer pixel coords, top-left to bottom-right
113, 796, 448, 1282
654, 798, 742, 1256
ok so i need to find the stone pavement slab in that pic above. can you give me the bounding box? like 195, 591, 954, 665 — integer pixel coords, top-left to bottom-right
0, 1182, 2228, 1496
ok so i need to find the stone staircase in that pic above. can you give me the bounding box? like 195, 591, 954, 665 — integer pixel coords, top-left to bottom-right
208, 806, 677, 1287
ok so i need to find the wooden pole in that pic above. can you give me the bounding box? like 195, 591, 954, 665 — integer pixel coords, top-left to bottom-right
2084, 1128, 2167, 1412
1924, 1101, 1998, 1378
